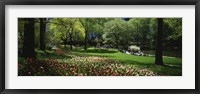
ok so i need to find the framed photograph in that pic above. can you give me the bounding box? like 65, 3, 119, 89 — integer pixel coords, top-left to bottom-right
0, 0, 199, 94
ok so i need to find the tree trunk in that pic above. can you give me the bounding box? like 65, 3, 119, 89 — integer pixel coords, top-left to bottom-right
70, 32, 73, 50
114, 33, 119, 50
64, 44, 66, 48
22, 18, 36, 58
155, 18, 163, 65
39, 18, 46, 50
84, 19, 88, 51
84, 31, 88, 50
64, 30, 68, 48
116, 38, 119, 50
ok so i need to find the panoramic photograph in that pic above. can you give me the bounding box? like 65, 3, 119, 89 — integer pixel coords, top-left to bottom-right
18, 18, 182, 76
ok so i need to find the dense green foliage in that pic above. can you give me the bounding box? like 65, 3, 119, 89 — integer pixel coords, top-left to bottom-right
18, 18, 182, 51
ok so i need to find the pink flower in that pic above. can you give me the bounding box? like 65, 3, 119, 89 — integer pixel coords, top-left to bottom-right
79, 73, 83, 76
28, 72, 31, 75
40, 66, 44, 70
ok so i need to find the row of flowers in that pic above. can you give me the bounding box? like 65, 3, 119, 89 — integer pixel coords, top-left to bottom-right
18, 56, 157, 76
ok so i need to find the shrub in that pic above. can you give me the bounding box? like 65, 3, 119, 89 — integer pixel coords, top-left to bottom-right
128, 45, 140, 52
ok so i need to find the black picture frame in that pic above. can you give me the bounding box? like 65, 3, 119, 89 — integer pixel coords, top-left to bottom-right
0, 0, 199, 94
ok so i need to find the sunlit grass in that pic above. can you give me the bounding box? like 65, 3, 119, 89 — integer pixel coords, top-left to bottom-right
71, 47, 182, 76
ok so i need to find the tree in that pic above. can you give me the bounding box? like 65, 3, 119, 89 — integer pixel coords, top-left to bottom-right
50, 18, 84, 50
155, 18, 163, 65
40, 18, 46, 50
18, 19, 25, 55
163, 18, 182, 51
79, 18, 113, 50
104, 18, 127, 49
79, 18, 90, 50
128, 18, 151, 49
64, 18, 84, 50
86, 18, 113, 47
22, 18, 36, 58
89, 24, 104, 47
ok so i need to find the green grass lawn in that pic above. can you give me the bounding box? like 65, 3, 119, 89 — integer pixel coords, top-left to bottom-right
18, 47, 182, 76
143, 50, 182, 58
71, 47, 182, 76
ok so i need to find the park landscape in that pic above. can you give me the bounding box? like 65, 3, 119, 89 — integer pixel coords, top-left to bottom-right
18, 18, 182, 76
